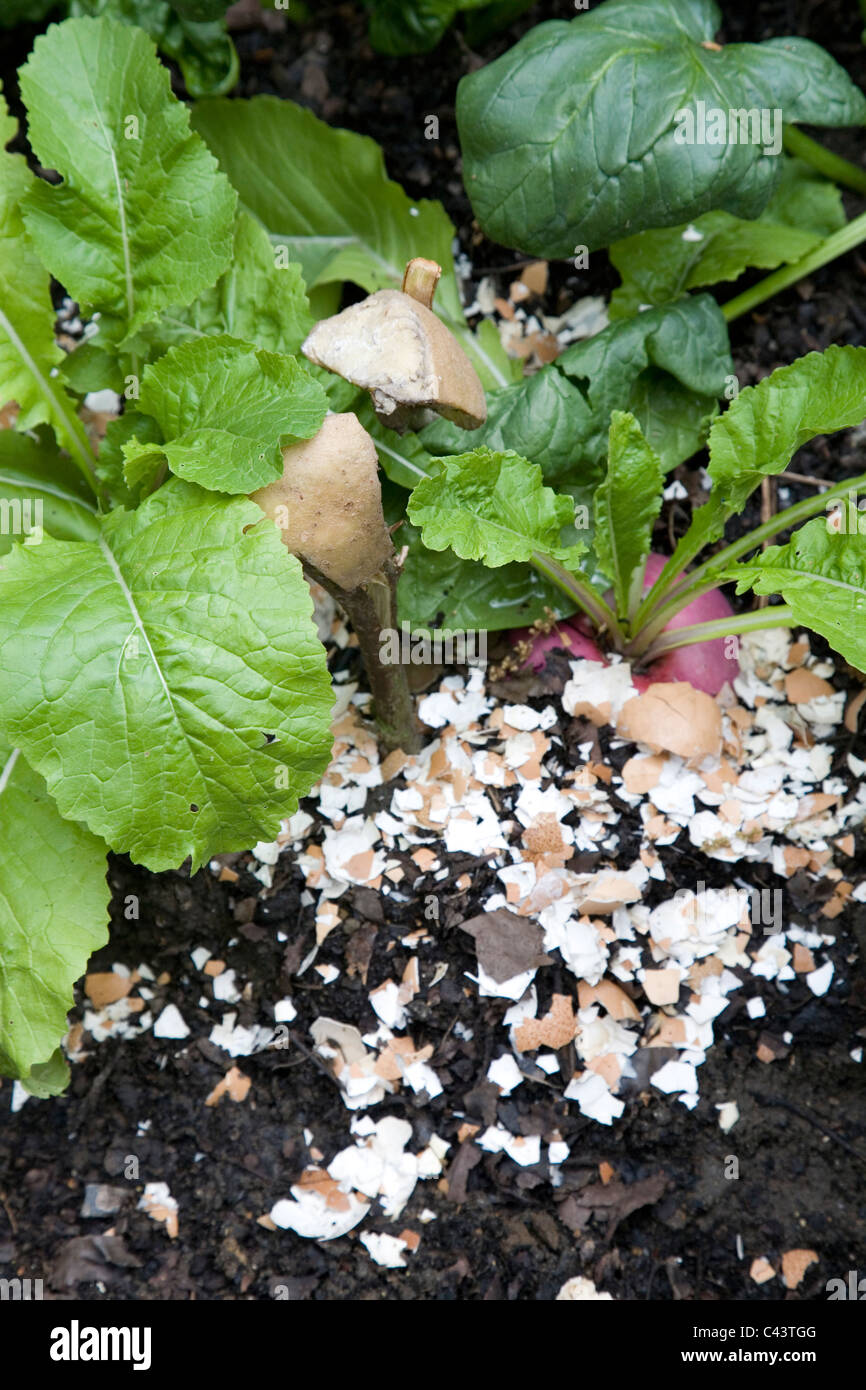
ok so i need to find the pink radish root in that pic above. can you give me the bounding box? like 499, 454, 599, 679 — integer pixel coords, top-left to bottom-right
513, 554, 739, 695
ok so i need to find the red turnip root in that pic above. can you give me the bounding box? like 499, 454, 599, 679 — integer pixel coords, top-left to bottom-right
513, 554, 739, 695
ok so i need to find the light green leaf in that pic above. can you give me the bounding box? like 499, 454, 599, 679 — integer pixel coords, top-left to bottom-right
457, 0, 866, 257
0, 428, 100, 556
731, 519, 866, 671
610, 156, 845, 318
709, 345, 866, 511
0, 95, 99, 494
190, 95, 513, 389
20, 16, 236, 342
398, 530, 571, 632
136, 211, 314, 360
192, 94, 452, 297
407, 448, 585, 570
21, 1048, 72, 1099
648, 344, 866, 605
0, 479, 334, 872
97, 409, 163, 508
125, 336, 328, 493
382, 477, 574, 633
594, 412, 663, 622
0, 737, 109, 1085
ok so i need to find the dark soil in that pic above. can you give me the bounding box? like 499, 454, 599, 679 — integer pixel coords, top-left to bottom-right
1, 0, 866, 1303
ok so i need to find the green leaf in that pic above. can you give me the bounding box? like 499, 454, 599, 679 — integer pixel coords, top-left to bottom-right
0, 737, 109, 1085
21, 1049, 71, 1099
172, 0, 232, 18
556, 295, 732, 473
365, 0, 459, 53
190, 95, 513, 389
457, 0, 866, 257
0, 95, 99, 493
69, 0, 239, 99
0, 0, 59, 23
709, 346, 866, 511
160, 15, 239, 98
610, 156, 845, 318
0, 428, 100, 556
422, 297, 729, 485
731, 519, 866, 671
422, 368, 595, 488
192, 94, 454, 301
384, 484, 572, 631
650, 344, 866, 601
407, 447, 585, 570
20, 16, 237, 342
125, 336, 328, 493
0, 479, 334, 872
142, 212, 314, 359
594, 412, 664, 622
356, 399, 437, 491
625, 368, 719, 476
398, 531, 571, 632
97, 409, 163, 508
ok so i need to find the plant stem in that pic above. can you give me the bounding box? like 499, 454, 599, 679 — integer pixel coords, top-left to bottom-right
630, 470, 866, 656
722, 208, 866, 323
402, 257, 442, 309
307, 557, 421, 755
641, 606, 795, 664
529, 551, 626, 646
782, 126, 866, 196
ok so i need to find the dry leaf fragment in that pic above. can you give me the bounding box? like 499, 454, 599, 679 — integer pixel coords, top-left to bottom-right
557, 1171, 667, 1238
461, 909, 552, 983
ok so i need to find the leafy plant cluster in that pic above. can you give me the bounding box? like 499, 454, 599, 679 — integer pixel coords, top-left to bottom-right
2, 1, 866, 1094
1, 0, 239, 96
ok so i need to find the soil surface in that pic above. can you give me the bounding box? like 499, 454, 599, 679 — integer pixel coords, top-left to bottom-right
1, 0, 865, 1303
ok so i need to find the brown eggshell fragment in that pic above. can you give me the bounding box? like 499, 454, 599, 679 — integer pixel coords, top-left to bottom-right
302, 290, 486, 433
251, 413, 392, 591
617, 682, 722, 765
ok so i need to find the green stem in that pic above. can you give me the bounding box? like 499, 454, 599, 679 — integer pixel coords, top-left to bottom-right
630, 471, 866, 658
530, 551, 626, 647
782, 126, 866, 196
641, 607, 795, 664
722, 208, 866, 323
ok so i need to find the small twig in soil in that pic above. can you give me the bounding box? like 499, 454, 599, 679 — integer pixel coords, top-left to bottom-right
0, 1190, 18, 1234
749, 1091, 866, 1165
784, 471, 831, 487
